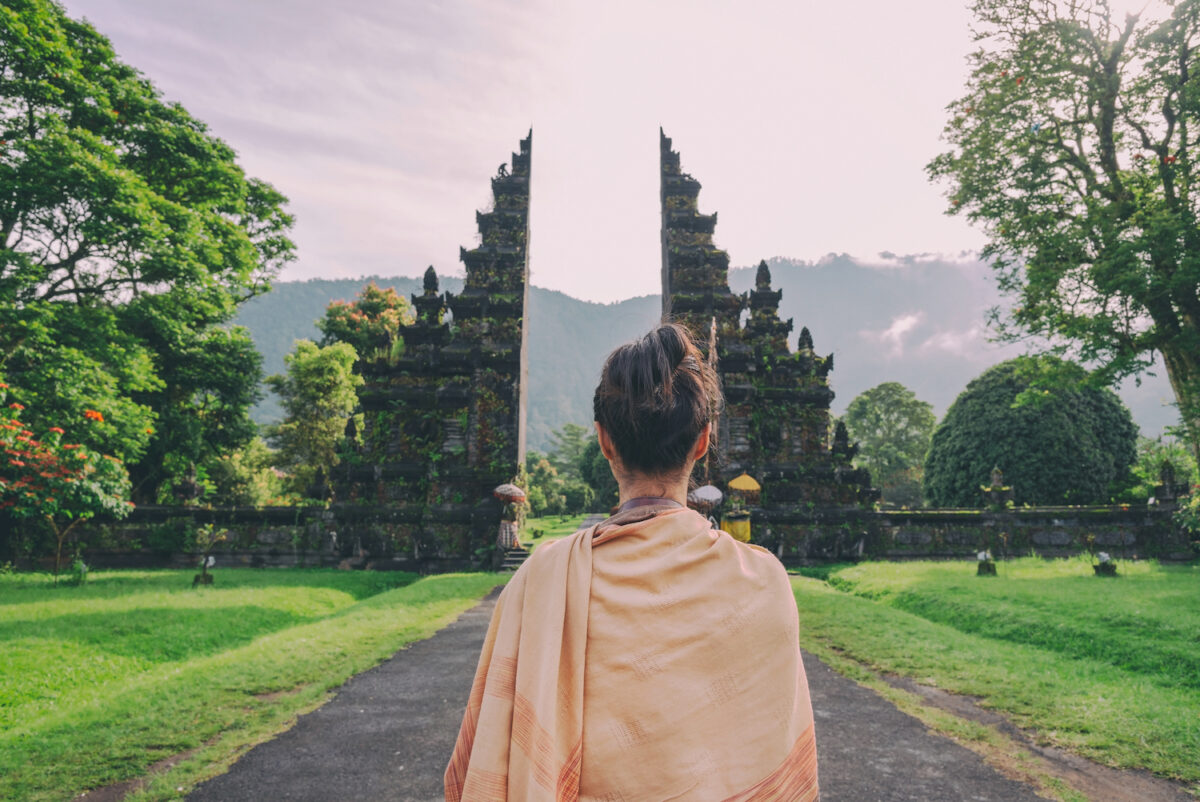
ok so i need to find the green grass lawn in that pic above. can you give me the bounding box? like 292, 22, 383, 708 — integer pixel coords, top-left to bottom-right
792, 557, 1200, 789
0, 568, 504, 802
522, 513, 591, 550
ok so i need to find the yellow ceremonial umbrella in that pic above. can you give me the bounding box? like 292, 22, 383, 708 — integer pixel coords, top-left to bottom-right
727, 472, 761, 505
727, 473, 761, 492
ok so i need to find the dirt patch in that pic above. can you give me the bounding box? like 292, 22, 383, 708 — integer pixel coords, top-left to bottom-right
882, 674, 1197, 802
73, 737, 218, 802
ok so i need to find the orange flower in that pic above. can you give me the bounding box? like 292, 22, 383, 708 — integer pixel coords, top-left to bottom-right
8, 403, 24, 410
0, 382, 8, 388
48, 427, 64, 434
84, 409, 104, 422
145, 428, 154, 434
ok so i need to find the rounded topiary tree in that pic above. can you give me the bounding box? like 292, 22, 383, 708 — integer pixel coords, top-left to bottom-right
924, 357, 1138, 507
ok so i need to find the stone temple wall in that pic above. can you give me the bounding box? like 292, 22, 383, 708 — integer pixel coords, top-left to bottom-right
20, 502, 1189, 573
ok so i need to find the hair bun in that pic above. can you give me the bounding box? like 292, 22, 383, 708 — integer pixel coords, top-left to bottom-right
593, 322, 723, 475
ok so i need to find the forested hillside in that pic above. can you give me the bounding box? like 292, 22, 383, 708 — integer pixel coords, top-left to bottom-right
230, 277, 661, 450
233, 256, 1179, 452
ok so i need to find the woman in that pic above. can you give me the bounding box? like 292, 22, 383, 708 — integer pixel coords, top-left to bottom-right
446, 323, 818, 801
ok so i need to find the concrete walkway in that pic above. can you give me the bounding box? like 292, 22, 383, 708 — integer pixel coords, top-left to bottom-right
190, 588, 1047, 802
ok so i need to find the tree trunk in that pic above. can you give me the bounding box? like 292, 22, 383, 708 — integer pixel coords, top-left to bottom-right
50, 517, 82, 587
1160, 344, 1200, 464
50, 517, 63, 586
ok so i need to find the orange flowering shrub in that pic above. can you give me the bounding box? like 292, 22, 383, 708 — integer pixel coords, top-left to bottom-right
0, 383, 131, 576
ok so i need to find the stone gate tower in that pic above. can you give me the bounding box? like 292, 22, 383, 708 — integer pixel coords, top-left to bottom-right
336, 131, 532, 567
659, 130, 875, 534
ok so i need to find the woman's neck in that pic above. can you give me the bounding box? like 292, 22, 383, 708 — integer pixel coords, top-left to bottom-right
617, 474, 690, 507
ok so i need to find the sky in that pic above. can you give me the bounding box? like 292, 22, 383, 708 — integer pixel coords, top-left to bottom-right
59, 0, 1159, 304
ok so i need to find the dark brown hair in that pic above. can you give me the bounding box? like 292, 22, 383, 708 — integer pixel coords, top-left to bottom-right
593, 322, 723, 475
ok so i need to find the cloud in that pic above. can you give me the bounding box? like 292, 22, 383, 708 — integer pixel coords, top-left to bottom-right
861, 312, 924, 356
918, 326, 985, 357
869, 251, 980, 268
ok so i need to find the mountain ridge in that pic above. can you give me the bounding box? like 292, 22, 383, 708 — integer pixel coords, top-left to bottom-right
232, 255, 1179, 452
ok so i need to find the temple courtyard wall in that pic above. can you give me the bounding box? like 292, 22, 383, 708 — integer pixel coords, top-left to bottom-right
11, 501, 1191, 572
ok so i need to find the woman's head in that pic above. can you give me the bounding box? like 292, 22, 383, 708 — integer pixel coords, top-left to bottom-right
593, 322, 723, 479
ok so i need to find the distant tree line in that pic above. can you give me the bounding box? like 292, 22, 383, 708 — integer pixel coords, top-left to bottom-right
842, 361, 1194, 510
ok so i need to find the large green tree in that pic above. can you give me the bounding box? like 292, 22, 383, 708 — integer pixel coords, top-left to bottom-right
842, 382, 936, 507
266, 340, 361, 499
924, 357, 1138, 506
0, 0, 294, 501
928, 0, 1200, 460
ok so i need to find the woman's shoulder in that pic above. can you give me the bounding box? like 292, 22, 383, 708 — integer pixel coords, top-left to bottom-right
515, 525, 592, 572
720, 535, 792, 588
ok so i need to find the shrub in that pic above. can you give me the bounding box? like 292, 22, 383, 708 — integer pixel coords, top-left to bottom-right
924, 357, 1138, 507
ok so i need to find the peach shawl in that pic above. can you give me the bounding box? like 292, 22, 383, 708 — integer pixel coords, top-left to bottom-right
445, 506, 817, 801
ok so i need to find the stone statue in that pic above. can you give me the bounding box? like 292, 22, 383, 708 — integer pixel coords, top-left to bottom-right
423, 264, 439, 294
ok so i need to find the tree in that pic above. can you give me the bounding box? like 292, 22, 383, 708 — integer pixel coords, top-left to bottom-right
129, 324, 265, 503
1113, 434, 1198, 502
525, 453, 565, 516
924, 357, 1138, 506
524, 450, 595, 516
0, 0, 294, 499
265, 340, 361, 499
318, 282, 414, 362
579, 435, 617, 512
203, 436, 286, 506
547, 422, 589, 480
0, 384, 131, 578
842, 382, 936, 507
928, 0, 1200, 461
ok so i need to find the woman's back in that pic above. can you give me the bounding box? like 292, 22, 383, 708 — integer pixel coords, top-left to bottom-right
446, 323, 818, 800
581, 506, 814, 801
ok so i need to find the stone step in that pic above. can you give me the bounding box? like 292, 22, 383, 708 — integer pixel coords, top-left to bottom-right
500, 548, 529, 571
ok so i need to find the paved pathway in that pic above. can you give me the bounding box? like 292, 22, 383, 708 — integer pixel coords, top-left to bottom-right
190, 588, 1046, 802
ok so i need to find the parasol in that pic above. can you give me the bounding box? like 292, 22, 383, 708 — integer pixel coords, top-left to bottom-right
687, 484, 724, 512
493, 483, 526, 503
